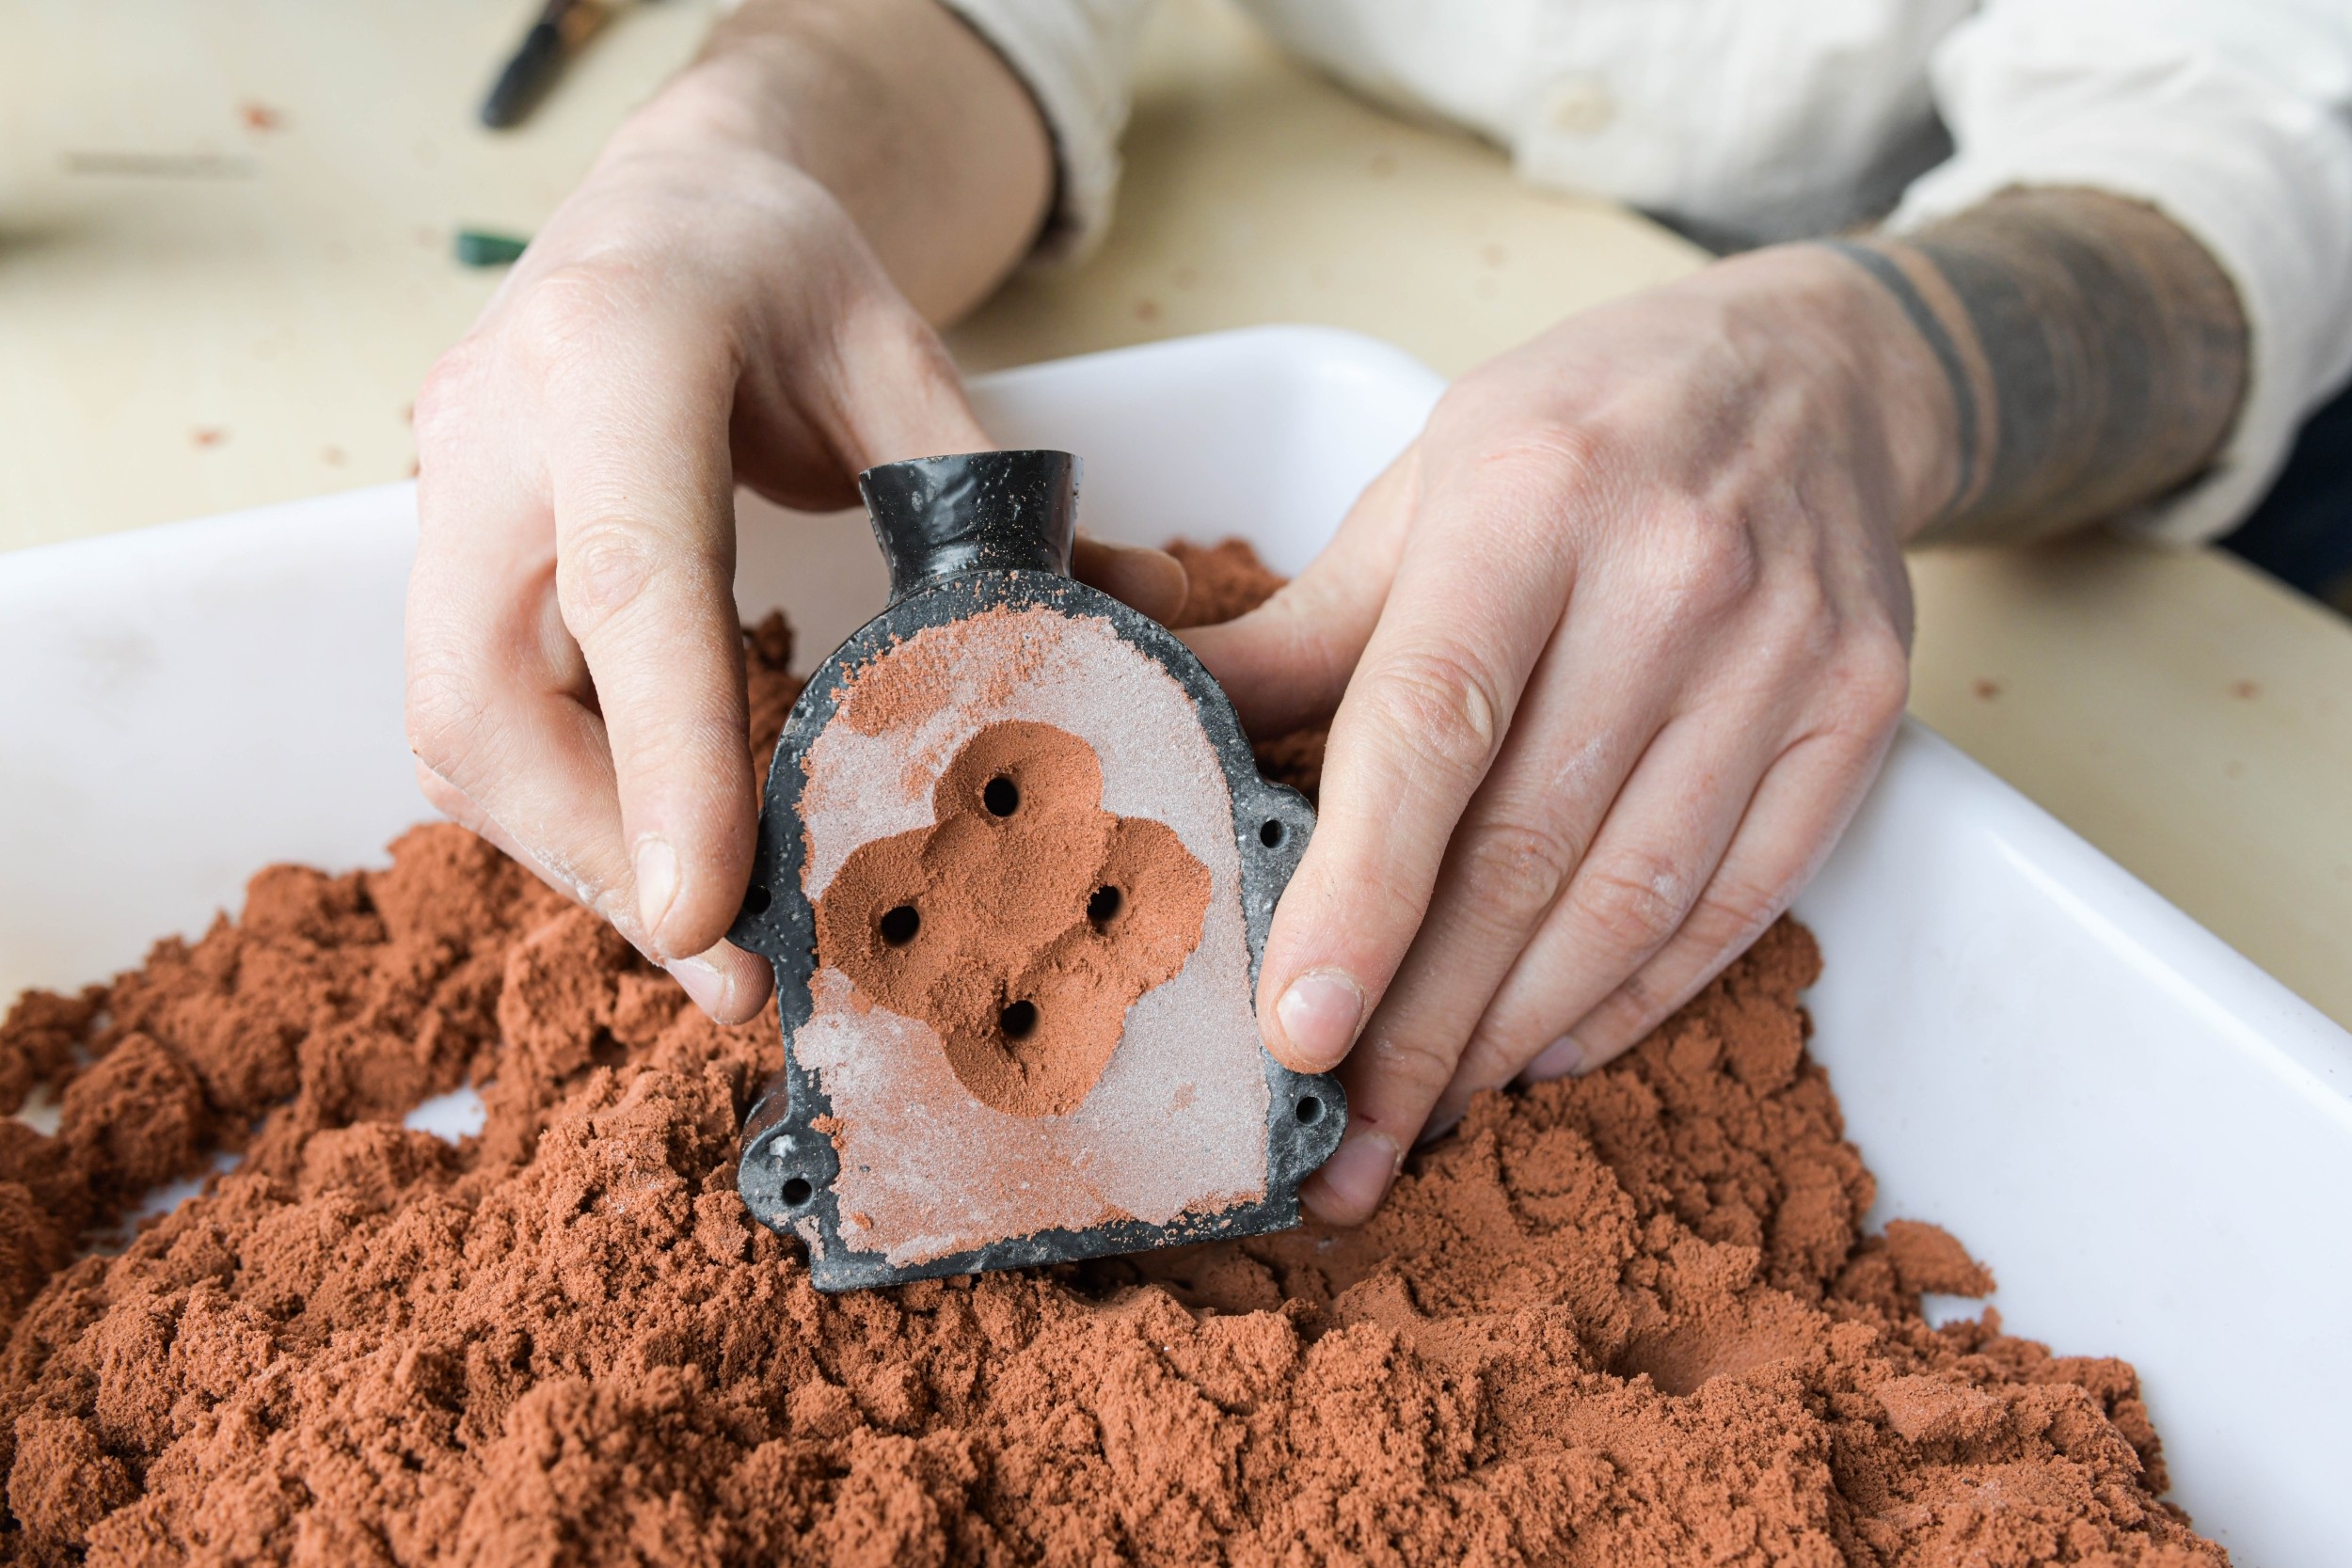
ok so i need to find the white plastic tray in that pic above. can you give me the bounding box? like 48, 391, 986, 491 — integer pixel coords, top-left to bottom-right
2, 326, 2344, 1563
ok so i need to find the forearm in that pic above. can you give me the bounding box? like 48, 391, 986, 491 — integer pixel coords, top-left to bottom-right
1825, 190, 2249, 545
625, 0, 1053, 323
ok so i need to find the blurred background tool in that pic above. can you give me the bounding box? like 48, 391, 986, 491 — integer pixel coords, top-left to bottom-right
453, 228, 531, 266
479, 0, 612, 128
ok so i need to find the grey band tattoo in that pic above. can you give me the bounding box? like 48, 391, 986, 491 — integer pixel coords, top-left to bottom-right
1820, 238, 1979, 515
1825, 190, 2249, 546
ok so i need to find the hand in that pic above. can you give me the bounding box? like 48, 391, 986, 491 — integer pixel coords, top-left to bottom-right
1186, 245, 1956, 1222
404, 103, 971, 1023
405, 82, 1183, 1024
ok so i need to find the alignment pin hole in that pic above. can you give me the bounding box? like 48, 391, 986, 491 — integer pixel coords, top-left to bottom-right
999, 1000, 1039, 1040
781, 1176, 814, 1207
743, 885, 771, 915
1295, 1095, 1325, 1126
983, 776, 1021, 816
879, 904, 920, 946
1260, 818, 1285, 848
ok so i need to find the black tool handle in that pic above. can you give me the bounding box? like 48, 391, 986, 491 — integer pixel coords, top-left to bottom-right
859, 451, 1077, 603
480, 19, 565, 129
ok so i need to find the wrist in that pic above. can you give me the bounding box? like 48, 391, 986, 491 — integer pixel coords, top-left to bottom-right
609, 51, 803, 166
601, 0, 1049, 324
1706, 244, 1964, 544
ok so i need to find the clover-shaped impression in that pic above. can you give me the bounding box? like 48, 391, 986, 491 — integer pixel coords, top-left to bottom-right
813, 721, 1212, 1117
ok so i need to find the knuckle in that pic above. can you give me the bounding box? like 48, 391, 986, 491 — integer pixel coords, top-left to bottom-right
1362, 1025, 1461, 1104
411, 344, 486, 454
1687, 869, 1786, 953
850, 295, 959, 381
1357, 646, 1504, 782
1470, 421, 1610, 500
1605, 969, 1663, 1023
1565, 1000, 1649, 1072
1837, 627, 1912, 729
1737, 579, 1841, 691
507, 261, 642, 371
556, 519, 661, 640
1652, 510, 1762, 624
1573, 847, 1694, 956
1453, 817, 1582, 927
405, 661, 491, 772
1428, 378, 1608, 478
1458, 1014, 1554, 1091
1760, 570, 1835, 647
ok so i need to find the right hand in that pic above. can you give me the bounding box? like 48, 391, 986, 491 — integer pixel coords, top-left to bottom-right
404, 94, 992, 1024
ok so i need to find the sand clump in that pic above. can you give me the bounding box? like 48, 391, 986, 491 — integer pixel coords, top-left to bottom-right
0, 544, 2223, 1565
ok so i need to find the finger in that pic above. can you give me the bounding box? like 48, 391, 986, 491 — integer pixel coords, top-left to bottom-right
1253, 451, 1575, 1082
1295, 627, 1676, 1212
662, 940, 774, 1025
818, 294, 993, 468
537, 312, 766, 968
410, 328, 776, 1023
1073, 534, 1190, 623
1182, 444, 1418, 739
545, 298, 981, 982
411, 335, 739, 1007
1529, 723, 1894, 1077
726, 276, 995, 511
1300, 1041, 1407, 1226
405, 365, 628, 916
415, 758, 774, 1023
1422, 709, 1784, 1137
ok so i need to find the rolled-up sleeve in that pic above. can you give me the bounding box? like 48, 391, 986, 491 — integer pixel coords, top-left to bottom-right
1889, 0, 2352, 545
937, 0, 1159, 262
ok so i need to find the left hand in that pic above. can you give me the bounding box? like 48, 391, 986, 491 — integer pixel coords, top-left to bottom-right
1184, 244, 1957, 1223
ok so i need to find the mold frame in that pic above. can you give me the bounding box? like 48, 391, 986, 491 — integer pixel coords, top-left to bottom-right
728, 568, 1346, 1291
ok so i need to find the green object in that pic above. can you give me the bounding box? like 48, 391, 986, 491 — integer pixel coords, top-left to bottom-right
454, 229, 530, 267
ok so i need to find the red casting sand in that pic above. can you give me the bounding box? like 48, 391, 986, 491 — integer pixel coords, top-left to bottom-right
0, 543, 2222, 1565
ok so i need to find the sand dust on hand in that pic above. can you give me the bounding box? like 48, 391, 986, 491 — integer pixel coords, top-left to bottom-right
0, 575, 2223, 1565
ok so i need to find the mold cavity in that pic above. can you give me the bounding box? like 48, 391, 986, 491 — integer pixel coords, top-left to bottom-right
1087, 884, 1123, 926
1295, 1094, 1325, 1126
878, 904, 920, 946
998, 1000, 1039, 1041
1260, 818, 1286, 847
781, 1177, 814, 1207
742, 884, 771, 915
983, 775, 1020, 817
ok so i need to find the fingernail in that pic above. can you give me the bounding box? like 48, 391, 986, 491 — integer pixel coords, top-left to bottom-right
635, 836, 679, 954
1521, 1034, 1587, 1083
1306, 1131, 1400, 1222
1275, 969, 1366, 1069
667, 953, 733, 1018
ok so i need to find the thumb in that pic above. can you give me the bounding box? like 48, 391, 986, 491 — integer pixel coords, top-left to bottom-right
1184, 443, 1420, 738
1074, 535, 1190, 623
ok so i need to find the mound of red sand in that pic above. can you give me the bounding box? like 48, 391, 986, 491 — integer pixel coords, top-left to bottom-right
0, 544, 2221, 1565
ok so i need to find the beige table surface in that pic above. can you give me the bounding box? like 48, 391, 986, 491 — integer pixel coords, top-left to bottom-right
4, 0, 2347, 1028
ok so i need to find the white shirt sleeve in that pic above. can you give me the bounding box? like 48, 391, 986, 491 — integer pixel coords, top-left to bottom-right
1889, 0, 2352, 545
936, 0, 1160, 263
